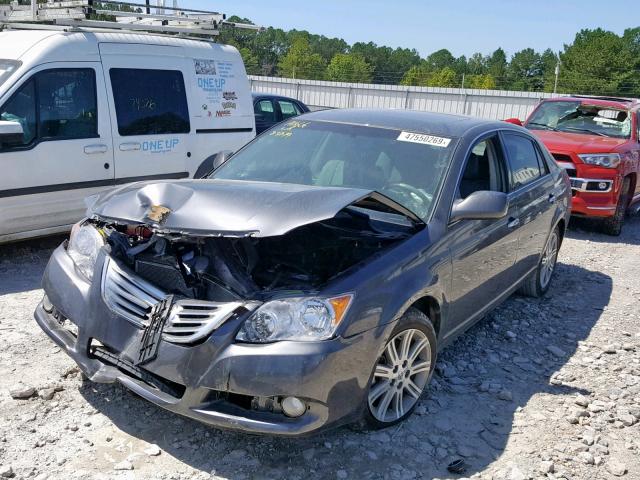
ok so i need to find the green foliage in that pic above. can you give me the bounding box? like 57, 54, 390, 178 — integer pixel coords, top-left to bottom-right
400, 66, 458, 88
239, 47, 260, 75
325, 53, 373, 83
467, 74, 497, 90
277, 37, 326, 79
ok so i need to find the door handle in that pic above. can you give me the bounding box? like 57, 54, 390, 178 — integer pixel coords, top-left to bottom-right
84, 144, 108, 155
548, 193, 556, 203
507, 217, 520, 229
119, 142, 141, 152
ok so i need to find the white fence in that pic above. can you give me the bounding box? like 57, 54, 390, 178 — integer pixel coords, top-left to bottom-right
249, 75, 558, 121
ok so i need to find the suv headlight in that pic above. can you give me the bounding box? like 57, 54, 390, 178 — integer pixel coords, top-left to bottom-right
578, 153, 620, 168
236, 295, 353, 343
67, 223, 105, 282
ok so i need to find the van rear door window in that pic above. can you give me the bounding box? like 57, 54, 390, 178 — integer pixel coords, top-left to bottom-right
109, 69, 190, 136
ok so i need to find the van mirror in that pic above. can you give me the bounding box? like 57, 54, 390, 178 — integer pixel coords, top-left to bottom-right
194, 150, 234, 179
0, 120, 24, 146
450, 191, 509, 222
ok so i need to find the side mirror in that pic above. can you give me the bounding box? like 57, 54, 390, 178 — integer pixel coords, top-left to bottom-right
0, 120, 24, 145
194, 150, 233, 179
504, 118, 523, 126
451, 191, 508, 222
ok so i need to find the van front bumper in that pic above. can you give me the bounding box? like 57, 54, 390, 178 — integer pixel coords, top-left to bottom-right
34, 245, 379, 436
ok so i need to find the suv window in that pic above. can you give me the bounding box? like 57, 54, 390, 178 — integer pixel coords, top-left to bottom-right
278, 100, 301, 119
110, 69, 190, 136
0, 68, 97, 150
502, 133, 543, 190
255, 99, 277, 122
458, 136, 507, 199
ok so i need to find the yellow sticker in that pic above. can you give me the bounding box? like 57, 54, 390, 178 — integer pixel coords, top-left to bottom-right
270, 120, 310, 138
397, 131, 451, 148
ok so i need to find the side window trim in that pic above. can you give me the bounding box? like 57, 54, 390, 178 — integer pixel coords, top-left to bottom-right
455, 133, 508, 199
0, 68, 99, 153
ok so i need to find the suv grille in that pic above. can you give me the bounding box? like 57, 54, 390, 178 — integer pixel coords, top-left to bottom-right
101, 258, 249, 344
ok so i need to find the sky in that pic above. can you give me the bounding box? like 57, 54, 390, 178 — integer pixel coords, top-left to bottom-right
186, 0, 638, 58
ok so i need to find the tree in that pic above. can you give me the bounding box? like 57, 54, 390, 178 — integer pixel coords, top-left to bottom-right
428, 67, 458, 87
325, 53, 373, 83
400, 64, 431, 86
560, 28, 636, 96
486, 48, 507, 88
467, 74, 497, 90
239, 47, 260, 75
467, 52, 488, 75
507, 48, 544, 91
401, 66, 457, 87
277, 37, 326, 79
425, 49, 456, 71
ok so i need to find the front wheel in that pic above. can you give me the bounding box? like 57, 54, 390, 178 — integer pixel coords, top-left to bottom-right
362, 309, 437, 429
601, 177, 630, 236
519, 226, 560, 298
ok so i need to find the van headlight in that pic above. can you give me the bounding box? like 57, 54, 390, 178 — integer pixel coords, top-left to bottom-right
578, 153, 620, 168
67, 223, 104, 282
236, 295, 353, 343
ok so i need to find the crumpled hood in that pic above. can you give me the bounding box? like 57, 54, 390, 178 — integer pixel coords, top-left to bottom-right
531, 130, 628, 154
87, 179, 377, 237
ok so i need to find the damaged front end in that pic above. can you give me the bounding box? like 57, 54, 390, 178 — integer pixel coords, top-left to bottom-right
35, 180, 423, 435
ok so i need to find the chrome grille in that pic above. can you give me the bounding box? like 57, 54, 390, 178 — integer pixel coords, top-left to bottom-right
101, 258, 251, 344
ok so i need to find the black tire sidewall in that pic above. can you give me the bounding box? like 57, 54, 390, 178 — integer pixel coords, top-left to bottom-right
361, 309, 437, 430
536, 226, 560, 296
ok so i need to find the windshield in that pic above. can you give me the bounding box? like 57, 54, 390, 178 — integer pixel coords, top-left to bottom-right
0, 60, 20, 90
526, 101, 631, 138
212, 120, 457, 220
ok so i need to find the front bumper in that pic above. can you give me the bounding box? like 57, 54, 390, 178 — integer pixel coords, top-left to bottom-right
555, 161, 619, 217
35, 245, 380, 436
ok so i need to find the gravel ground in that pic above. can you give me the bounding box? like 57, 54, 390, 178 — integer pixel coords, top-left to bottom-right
0, 216, 639, 480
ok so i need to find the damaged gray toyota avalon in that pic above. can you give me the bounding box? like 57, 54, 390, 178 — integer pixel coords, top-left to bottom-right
34, 109, 571, 436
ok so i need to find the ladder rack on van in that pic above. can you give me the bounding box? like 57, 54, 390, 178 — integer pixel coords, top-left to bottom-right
0, 0, 262, 37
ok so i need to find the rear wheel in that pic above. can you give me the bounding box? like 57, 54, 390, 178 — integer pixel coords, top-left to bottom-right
361, 309, 436, 429
519, 226, 560, 298
602, 177, 631, 236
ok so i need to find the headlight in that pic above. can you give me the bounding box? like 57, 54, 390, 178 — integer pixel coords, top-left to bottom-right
236, 294, 353, 343
578, 153, 620, 168
67, 223, 105, 282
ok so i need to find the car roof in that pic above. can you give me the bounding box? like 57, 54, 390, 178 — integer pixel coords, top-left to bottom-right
252, 93, 301, 102
300, 108, 513, 137
541, 96, 640, 111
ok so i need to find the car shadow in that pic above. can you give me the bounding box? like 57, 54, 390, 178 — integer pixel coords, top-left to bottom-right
566, 213, 640, 245
0, 235, 64, 295
78, 260, 611, 479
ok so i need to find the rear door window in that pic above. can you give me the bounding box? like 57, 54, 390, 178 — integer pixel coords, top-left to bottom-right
502, 133, 543, 190
278, 100, 302, 119
109, 68, 190, 136
254, 99, 277, 122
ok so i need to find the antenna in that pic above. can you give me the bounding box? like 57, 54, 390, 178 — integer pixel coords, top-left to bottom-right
0, 0, 262, 38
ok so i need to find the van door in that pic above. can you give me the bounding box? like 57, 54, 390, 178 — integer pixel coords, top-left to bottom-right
99, 44, 191, 183
0, 63, 114, 240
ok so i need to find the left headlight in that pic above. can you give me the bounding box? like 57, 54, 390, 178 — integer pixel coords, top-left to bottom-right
578, 153, 621, 168
67, 223, 105, 282
236, 294, 353, 343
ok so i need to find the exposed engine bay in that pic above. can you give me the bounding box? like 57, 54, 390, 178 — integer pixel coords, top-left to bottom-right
95, 206, 419, 302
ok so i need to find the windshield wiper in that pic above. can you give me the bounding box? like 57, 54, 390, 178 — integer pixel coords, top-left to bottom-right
527, 122, 558, 131
557, 126, 607, 137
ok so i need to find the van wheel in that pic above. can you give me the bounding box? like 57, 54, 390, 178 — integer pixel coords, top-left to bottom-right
601, 178, 630, 236
360, 308, 436, 430
519, 226, 560, 298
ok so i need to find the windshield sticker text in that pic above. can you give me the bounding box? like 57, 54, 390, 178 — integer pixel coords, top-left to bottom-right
397, 132, 451, 148
270, 120, 310, 138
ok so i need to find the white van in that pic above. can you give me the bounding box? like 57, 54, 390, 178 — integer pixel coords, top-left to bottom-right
0, 29, 255, 244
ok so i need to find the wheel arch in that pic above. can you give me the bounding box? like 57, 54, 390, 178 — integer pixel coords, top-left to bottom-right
406, 296, 441, 338
624, 173, 636, 207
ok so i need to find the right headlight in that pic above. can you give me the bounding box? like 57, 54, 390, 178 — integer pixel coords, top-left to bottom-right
236, 295, 353, 343
67, 222, 105, 282
578, 153, 620, 168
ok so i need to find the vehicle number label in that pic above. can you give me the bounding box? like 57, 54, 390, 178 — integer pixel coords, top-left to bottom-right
397, 132, 451, 147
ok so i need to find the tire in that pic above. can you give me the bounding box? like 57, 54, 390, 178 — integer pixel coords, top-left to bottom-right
519, 226, 560, 298
601, 177, 631, 236
359, 308, 437, 430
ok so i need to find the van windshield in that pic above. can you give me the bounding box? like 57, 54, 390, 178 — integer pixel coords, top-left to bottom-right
211, 120, 457, 220
0, 60, 20, 90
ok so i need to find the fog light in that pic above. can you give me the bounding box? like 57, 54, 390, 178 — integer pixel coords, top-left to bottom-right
281, 396, 307, 418
42, 295, 54, 313
598, 182, 608, 191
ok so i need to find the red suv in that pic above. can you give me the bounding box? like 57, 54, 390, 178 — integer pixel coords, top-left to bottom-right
507, 96, 640, 235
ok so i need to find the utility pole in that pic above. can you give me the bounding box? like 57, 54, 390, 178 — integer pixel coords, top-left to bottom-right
461, 73, 465, 89
553, 58, 560, 95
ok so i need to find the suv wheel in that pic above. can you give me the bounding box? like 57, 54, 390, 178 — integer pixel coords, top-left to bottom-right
602, 177, 631, 236
362, 308, 436, 429
519, 226, 560, 298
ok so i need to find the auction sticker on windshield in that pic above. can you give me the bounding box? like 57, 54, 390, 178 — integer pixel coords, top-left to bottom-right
397, 132, 451, 147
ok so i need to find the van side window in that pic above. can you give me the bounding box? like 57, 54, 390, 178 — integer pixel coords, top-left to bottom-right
110, 69, 190, 136
458, 136, 507, 199
0, 68, 97, 150
278, 100, 301, 120
502, 133, 542, 190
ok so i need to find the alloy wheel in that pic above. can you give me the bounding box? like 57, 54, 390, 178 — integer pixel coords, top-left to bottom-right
368, 328, 432, 423
540, 231, 559, 289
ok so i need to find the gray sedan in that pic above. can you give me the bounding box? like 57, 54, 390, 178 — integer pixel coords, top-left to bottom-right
34, 109, 571, 436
